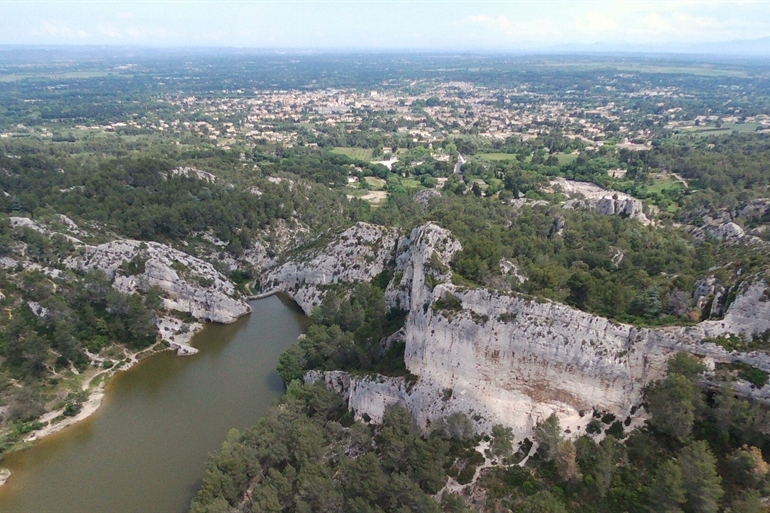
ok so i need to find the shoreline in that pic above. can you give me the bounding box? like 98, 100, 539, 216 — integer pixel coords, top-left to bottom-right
21, 317, 210, 445
0, 340, 189, 486
0, 299, 259, 486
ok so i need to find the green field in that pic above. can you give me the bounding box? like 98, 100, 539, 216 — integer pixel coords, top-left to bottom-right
555, 153, 578, 165
331, 147, 373, 161
478, 152, 518, 161
478, 152, 577, 165
673, 123, 763, 138
644, 177, 685, 195
362, 176, 386, 190
401, 178, 423, 189
724, 123, 763, 133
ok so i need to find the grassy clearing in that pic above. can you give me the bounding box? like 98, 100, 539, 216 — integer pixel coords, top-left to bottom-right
555, 153, 578, 165
673, 123, 762, 138
362, 177, 386, 190
724, 123, 763, 133
644, 177, 685, 195
400, 178, 423, 189
477, 152, 576, 165
346, 188, 389, 207
616, 175, 684, 196
345, 188, 368, 197
478, 152, 518, 161
673, 127, 730, 138
331, 147, 373, 161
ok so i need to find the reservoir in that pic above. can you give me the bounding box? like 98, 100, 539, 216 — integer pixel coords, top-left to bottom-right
0, 295, 308, 513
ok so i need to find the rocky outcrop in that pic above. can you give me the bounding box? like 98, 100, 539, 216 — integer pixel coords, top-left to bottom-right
385, 223, 462, 312
693, 276, 726, 317
397, 281, 770, 435
691, 221, 763, 245
308, 222, 770, 439
164, 166, 217, 183
262, 222, 399, 315
9, 216, 84, 245
499, 259, 528, 284
413, 188, 441, 206
65, 239, 250, 324
5, 216, 256, 358
550, 178, 650, 225
156, 315, 202, 355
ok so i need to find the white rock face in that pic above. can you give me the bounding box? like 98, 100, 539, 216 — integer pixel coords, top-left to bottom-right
413, 188, 441, 206
165, 167, 217, 183
54, 214, 87, 237
692, 222, 762, 245
262, 222, 400, 315
385, 223, 462, 312
66, 239, 250, 323
309, 223, 770, 439
156, 315, 202, 355
398, 282, 770, 435
9, 216, 83, 245
737, 198, 770, 220
550, 178, 650, 225
500, 259, 528, 284
27, 301, 49, 318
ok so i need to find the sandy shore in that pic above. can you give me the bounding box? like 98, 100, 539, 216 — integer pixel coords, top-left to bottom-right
0, 326, 204, 486
23, 388, 107, 444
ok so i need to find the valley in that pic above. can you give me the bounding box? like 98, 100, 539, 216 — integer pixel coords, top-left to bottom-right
1, 50, 770, 512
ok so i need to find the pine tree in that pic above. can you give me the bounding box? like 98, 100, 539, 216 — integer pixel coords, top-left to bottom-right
679, 441, 723, 513
648, 459, 685, 513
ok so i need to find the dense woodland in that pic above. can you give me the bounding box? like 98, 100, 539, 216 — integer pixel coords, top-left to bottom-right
193, 354, 770, 513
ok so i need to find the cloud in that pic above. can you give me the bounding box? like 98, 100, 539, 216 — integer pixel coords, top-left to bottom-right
578, 12, 619, 35
98, 23, 122, 38
117, 12, 133, 20
468, 15, 512, 33
467, 14, 559, 42
466, 0, 770, 47
37, 20, 90, 39
124, 25, 169, 40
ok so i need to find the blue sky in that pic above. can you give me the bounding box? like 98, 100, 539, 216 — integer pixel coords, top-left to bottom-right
2, 1, 769, 50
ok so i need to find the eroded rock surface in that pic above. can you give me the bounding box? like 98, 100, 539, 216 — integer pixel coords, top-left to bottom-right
305, 222, 770, 439
66, 239, 250, 324
550, 178, 650, 225
262, 222, 399, 315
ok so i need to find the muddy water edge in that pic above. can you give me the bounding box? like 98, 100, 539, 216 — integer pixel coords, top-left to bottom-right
0, 295, 308, 513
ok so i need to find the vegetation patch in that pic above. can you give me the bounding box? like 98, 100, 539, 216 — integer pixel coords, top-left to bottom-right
717, 362, 769, 388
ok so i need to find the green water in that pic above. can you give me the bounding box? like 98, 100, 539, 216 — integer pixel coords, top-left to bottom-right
0, 295, 308, 513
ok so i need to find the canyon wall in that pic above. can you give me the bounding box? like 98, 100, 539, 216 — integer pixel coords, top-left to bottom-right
293, 223, 770, 437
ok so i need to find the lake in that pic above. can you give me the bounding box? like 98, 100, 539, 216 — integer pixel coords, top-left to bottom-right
0, 295, 308, 513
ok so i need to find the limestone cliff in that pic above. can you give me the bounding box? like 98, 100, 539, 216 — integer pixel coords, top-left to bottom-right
549, 178, 651, 225
262, 222, 399, 315
6, 216, 251, 356
65, 239, 251, 324
385, 222, 462, 312
302, 222, 770, 439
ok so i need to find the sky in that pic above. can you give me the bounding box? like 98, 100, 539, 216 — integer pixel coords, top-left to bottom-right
1, 0, 770, 51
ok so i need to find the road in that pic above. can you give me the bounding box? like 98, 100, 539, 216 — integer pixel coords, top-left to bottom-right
454, 153, 466, 174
